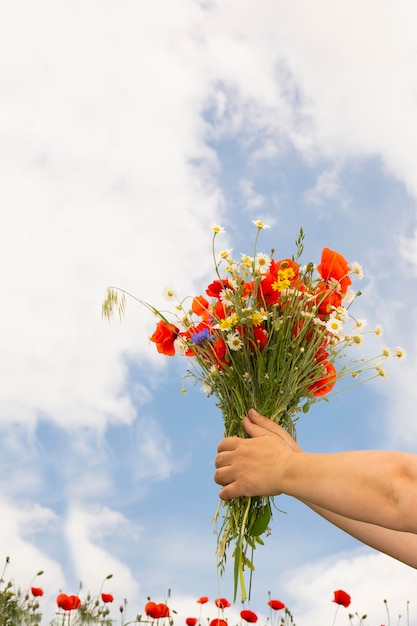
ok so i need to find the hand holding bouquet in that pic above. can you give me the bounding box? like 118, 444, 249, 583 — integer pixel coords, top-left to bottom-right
102, 221, 404, 602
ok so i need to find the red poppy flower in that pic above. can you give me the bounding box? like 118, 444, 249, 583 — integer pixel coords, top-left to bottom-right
197, 596, 209, 604
268, 599, 285, 611
101, 593, 114, 603
332, 589, 351, 608
309, 360, 337, 397
56, 594, 81, 610
253, 326, 268, 350
258, 273, 280, 306
192, 296, 211, 321
145, 602, 170, 618
240, 609, 258, 623
31, 587, 44, 597
206, 279, 231, 298
215, 598, 231, 609
157, 603, 170, 618
186, 618, 198, 626
210, 619, 227, 626
145, 601, 157, 615
150, 320, 179, 356
315, 282, 343, 317
211, 337, 229, 368
317, 248, 351, 294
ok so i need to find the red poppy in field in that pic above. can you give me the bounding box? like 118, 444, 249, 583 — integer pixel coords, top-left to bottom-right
197, 596, 209, 604
317, 248, 351, 294
210, 619, 227, 626
332, 589, 351, 608
101, 593, 114, 603
268, 599, 285, 611
56, 594, 81, 611
150, 320, 179, 356
240, 609, 258, 623
31, 587, 44, 597
145, 601, 157, 615
215, 598, 231, 609
186, 618, 198, 626
145, 601, 170, 618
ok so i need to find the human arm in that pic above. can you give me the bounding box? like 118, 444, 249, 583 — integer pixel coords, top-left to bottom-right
214, 409, 417, 566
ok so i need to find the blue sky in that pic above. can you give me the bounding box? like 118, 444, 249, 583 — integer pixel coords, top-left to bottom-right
2, 1, 417, 624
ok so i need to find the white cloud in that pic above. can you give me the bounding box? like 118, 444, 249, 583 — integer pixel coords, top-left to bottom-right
282, 550, 417, 626
239, 178, 266, 212
0, 0, 224, 431
65, 503, 141, 606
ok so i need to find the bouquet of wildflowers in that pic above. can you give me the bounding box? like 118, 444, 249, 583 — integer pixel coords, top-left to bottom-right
102, 221, 404, 602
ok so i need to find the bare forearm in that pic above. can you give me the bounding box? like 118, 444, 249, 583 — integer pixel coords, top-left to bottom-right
282, 450, 417, 533
304, 500, 417, 568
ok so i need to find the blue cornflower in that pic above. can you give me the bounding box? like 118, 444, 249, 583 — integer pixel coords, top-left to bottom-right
191, 328, 211, 344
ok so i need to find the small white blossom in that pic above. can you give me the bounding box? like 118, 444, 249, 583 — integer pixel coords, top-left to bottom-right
211, 223, 225, 234
381, 346, 391, 358
252, 219, 270, 229
374, 325, 383, 336
226, 331, 243, 351
351, 334, 364, 347
343, 288, 356, 304
162, 286, 177, 301
174, 338, 187, 356
201, 383, 213, 395
351, 261, 364, 279
254, 252, 271, 274
218, 249, 233, 262
332, 306, 349, 322
355, 318, 367, 330
375, 363, 387, 378
325, 317, 344, 334
220, 288, 234, 305
394, 346, 407, 359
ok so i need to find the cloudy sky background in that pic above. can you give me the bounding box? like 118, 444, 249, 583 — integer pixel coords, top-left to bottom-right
2, 0, 417, 623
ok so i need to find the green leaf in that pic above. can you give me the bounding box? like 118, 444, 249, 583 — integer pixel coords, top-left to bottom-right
233, 543, 242, 603
249, 508, 271, 537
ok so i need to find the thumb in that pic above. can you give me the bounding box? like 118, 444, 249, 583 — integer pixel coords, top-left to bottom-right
242, 411, 274, 438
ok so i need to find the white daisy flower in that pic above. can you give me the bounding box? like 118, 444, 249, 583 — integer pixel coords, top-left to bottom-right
375, 363, 387, 378
394, 346, 407, 359
351, 261, 364, 279
374, 325, 383, 336
226, 331, 243, 351
211, 223, 225, 234
174, 338, 187, 356
343, 288, 356, 304
355, 318, 367, 330
218, 249, 233, 262
254, 252, 271, 274
162, 286, 177, 301
220, 288, 234, 305
351, 334, 364, 347
381, 346, 391, 358
325, 317, 344, 334
332, 306, 349, 322
252, 219, 270, 229
201, 383, 213, 395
